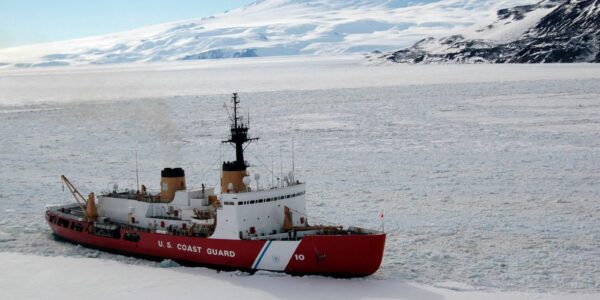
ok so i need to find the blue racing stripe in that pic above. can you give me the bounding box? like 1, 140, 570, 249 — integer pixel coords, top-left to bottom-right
252, 240, 272, 269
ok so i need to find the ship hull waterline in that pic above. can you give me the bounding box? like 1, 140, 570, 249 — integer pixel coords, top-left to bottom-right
46, 212, 386, 277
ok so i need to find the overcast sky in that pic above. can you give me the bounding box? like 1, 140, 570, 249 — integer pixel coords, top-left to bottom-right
0, 0, 254, 49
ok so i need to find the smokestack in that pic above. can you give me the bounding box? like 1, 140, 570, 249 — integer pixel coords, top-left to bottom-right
160, 167, 186, 202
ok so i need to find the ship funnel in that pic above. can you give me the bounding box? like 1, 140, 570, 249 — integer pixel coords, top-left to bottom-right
221, 169, 248, 193
160, 167, 186, 202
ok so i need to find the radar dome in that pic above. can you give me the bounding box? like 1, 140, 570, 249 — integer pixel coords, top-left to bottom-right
242, 176, 251, 186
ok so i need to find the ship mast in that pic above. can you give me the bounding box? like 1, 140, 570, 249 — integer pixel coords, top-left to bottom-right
221, 93, 258, 193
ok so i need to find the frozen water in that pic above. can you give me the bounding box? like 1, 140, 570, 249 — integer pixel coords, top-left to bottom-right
6, 252, 599, 300
0, 60, 599, 294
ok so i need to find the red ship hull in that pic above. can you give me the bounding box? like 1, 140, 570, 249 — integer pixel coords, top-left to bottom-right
46, 212, 386, 277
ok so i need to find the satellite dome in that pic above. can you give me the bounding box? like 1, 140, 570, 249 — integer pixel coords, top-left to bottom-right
242, 176, 251, 186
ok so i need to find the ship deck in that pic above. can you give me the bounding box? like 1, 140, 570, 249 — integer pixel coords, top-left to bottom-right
102, 191, 163, 203
46, 204, 382, 242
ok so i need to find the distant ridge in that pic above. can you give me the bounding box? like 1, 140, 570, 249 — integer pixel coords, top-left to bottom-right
0, 0, 533, 68
383, 0, 600, 63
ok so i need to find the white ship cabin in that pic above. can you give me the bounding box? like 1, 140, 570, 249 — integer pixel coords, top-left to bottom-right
96, 167, 308, 240
97, 167, 217, 236
212, 171, 307, 240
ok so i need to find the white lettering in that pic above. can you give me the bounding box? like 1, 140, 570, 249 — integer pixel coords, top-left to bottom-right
174, 243, 202, 253
207, 248, 236, 257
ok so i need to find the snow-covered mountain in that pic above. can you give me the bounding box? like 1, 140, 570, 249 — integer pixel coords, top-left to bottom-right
0, 0, 536, 68
383, 0, 600, 63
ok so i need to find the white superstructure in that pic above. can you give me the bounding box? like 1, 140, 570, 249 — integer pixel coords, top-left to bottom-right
96, 178, 307, 240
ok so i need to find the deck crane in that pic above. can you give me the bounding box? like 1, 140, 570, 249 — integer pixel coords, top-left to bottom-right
61, 175, 98, 221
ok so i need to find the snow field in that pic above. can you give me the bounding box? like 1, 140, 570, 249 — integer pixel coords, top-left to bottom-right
1, 252, 598, 300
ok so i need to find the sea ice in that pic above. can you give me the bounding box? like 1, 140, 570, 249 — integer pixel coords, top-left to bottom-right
0, 59, 599, 294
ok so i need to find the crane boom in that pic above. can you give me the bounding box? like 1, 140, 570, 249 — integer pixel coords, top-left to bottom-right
61, 175, 88, 217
